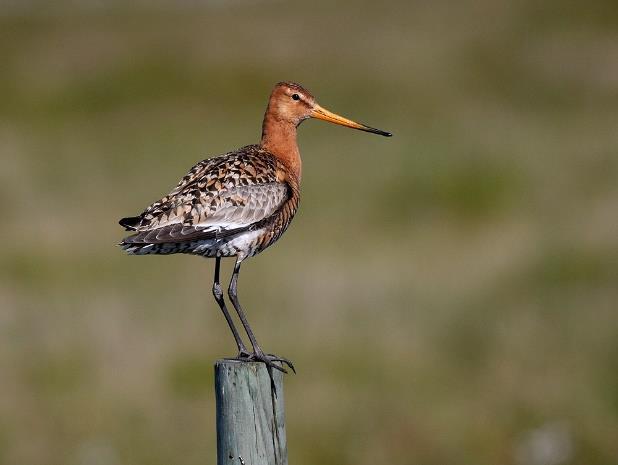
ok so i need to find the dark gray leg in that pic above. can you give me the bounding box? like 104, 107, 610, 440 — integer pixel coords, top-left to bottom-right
228, 260, 295, 375
213, 257, 249, 357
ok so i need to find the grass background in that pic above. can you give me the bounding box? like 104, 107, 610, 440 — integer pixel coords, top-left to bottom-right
1, 1, 617, 464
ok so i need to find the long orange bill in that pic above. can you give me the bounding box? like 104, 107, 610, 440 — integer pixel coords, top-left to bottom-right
311, 104, 392, 137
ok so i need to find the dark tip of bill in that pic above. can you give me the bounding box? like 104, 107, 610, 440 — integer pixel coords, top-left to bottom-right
364, 125, 393, 137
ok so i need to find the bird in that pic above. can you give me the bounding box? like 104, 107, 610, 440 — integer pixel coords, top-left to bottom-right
119, 81, 391, 377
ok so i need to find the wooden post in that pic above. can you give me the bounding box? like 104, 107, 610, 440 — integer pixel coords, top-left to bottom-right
215, 360, 288, 465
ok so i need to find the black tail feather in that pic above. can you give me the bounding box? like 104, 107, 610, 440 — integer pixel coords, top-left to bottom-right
119, 216, 140, 231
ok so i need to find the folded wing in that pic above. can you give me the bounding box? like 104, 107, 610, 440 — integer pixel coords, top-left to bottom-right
122, 182, 289, 244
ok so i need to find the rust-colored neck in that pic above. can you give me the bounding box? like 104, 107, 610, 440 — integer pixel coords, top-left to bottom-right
260, 112, 302, 182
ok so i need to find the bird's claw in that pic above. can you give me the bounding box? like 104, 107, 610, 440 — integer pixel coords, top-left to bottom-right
227, 350, 295, 377
266, 353, 296, 373
247, 351, 289, 374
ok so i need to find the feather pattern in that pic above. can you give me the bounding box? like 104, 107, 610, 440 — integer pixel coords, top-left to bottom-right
119, 144, 300, 260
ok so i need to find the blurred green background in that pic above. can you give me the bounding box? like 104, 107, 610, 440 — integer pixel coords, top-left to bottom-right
1, 1, 617, 464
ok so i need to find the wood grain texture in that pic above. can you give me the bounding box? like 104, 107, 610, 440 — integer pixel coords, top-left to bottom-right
215, 360, 287, 465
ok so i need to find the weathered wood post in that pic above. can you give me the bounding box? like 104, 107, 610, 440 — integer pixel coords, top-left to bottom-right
215, 360, 287, 465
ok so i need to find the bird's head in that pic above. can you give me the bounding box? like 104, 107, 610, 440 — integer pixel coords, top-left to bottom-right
266, 81, 392, 137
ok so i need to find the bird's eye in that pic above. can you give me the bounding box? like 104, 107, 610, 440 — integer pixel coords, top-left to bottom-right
291, 93, 300, 101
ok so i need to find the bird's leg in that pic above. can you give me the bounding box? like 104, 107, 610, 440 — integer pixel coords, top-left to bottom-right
227, 260, 295, 376
212, 257, 250, 358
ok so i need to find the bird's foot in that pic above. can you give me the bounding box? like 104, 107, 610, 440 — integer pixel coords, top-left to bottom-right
232, 350, 295, 374
227, 349, 295, 395
251, 350, 295, 396
259, 352, 295, 374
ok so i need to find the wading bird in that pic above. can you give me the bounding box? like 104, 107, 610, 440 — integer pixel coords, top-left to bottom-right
119, 82, 391, 376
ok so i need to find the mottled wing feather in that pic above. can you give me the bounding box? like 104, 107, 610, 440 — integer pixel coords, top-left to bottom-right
122, 146, 289, 245
195, 183, 288, 229
124, 183, 288, 244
